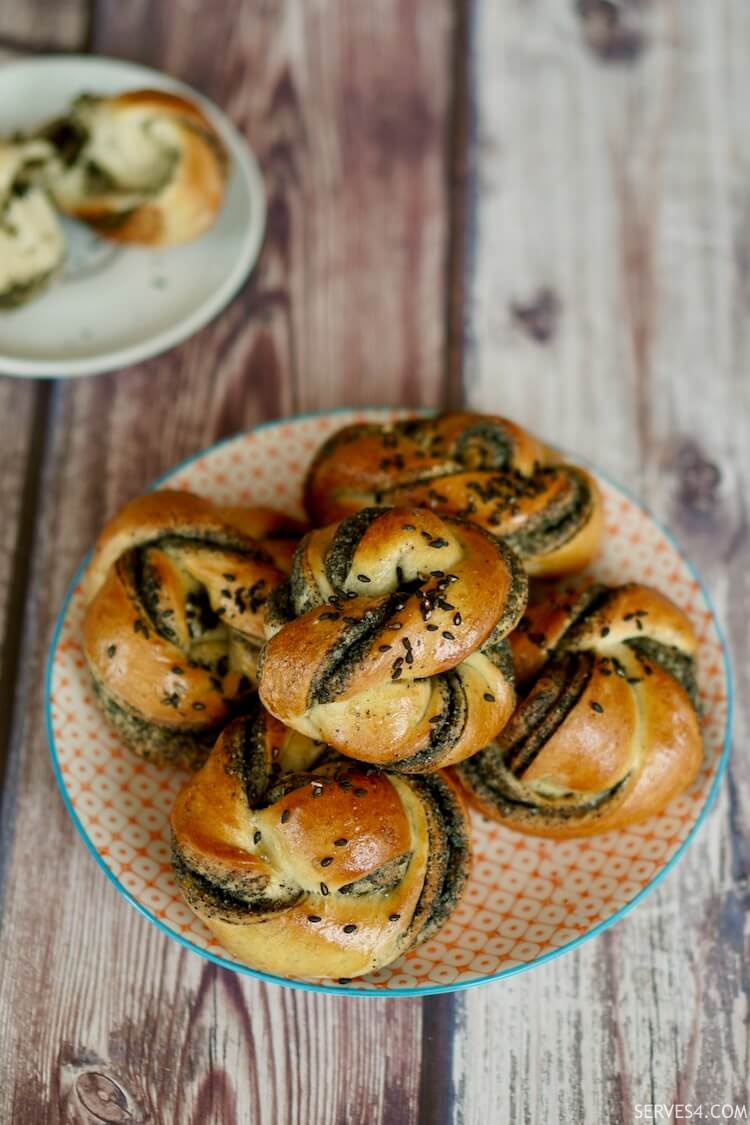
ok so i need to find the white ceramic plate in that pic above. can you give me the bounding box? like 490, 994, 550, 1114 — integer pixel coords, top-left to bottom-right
0, 56, 266, 378
46, 410, 733, 996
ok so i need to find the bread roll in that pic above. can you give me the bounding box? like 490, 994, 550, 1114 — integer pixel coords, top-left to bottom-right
0, 139, 63, 309
258, 505, 527, 771
83, 490, 303, 768
170, 704, 471, 981
44, 89, 228, 246
304, 413, 602, 578
457, 583, 703, 836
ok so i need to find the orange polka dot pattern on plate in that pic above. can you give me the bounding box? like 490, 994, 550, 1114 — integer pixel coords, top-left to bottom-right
48, 409, 730, 994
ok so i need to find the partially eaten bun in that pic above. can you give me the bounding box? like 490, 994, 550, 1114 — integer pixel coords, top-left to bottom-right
44, 89, 228, 246
0, 139, 64, 309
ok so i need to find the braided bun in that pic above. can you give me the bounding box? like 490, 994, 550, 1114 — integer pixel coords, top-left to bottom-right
0, 139, 64, 308
258, 506, 527, 771
83, 490, 303, 768
457, 583, 703, 837
44, 89, 227, 246
170, 705, 471, 981
304, 413, 602, 577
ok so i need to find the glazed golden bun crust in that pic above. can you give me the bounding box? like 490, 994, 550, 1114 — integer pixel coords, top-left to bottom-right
48, 89, 228, 246
258, 505, 528, 771
304, 413, 603, 578
83, 490, 304, 768
457, 583, 703, 837
170, 707, 471, 981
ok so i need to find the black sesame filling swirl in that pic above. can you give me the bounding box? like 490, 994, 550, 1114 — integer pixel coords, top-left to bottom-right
171, 709, 470, 941
305, 415, 600, 573
123, 531, 275, 668
502, 467, 596, 557
499, 652, 595, 777
457, 648, 633, 823
260, 506, 526, 771
458, 584, 702, 828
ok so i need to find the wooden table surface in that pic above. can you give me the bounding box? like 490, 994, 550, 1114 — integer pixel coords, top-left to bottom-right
0, 1, 748, 1122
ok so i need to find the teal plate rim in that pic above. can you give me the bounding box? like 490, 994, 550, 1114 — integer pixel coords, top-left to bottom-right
45, 407, 735, 998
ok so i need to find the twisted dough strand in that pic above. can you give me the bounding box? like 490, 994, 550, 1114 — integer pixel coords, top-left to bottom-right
259, 505, 527, 771
304, 412, 603, 577
45, 89, 228, 246
170, 705, 471, 980
457, 583, 703, 836
83, 490, 303, 767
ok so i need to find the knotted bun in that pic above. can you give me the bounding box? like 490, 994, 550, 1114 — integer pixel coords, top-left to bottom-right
258, 505, 527, 771
457, 583, 703, 837
44, 89, 228, 246
0, 139, 64, 308
304, 412, 602, 577
170, 705, 471, 981
83, 490, 303, 768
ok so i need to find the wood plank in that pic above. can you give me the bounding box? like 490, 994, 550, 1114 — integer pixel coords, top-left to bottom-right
0, 49, 55, 845
0, 382, 36, 631
0, 5, 86, 1092
0, 378, 41, 801
0, 0, 89, 51
456, 0, 749, 1121
0, 1, 455, 1121
92, 0, 453, 411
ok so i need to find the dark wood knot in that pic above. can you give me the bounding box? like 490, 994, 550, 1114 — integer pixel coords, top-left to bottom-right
511, 288, 560, 343
74, 1071, 132, 1123
575, 0, 646, 64
671, 440, 722, 514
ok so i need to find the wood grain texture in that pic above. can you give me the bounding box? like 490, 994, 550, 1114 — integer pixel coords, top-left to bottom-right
2, 1, 748, 1122
0, 380, 38, 653
0, 0, 89, 51
93, 0, 453, 411
0, 379, 42, 803
0, 41, 50, 796
456, 0, 749, 1121
0, 1, 455, 1121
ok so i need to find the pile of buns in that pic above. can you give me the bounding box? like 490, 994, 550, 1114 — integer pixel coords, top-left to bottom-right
1, 88, 227, 310
82, 412, 703, 981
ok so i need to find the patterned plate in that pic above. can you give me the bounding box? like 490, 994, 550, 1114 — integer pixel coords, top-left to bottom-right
46, 409, 733, 996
